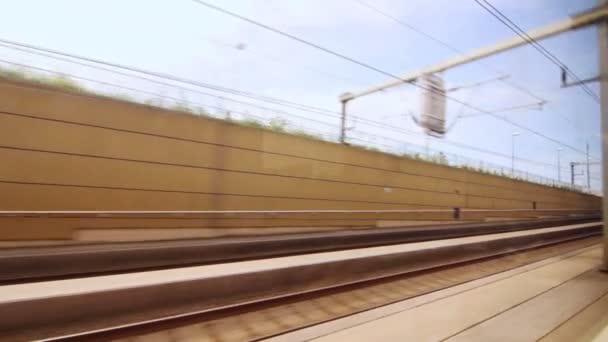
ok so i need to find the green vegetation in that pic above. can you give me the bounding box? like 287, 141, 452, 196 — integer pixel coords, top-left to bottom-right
111, 93, 135, 102
170, 103, 195, 114
239, 118, 266, 129
267, 117, 289, 132
0, 66, 86, 93
427, 152, 449, 165
291, 129, 323, 140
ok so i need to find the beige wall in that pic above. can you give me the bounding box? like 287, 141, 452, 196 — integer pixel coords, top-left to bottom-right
0, 80, 601, 240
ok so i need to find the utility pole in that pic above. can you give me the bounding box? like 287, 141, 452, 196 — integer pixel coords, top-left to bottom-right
586, 142, 591, 189
559, 149, 563, 182
511, 132, 520, 175
571, 162, 576, 186
599, 0, 608, 269
339, 98, 348, 144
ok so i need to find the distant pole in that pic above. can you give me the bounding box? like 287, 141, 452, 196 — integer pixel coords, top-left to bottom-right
340, 99, 347, 144
339, 93, 352, 144
557, 147, 563, 182
570, 162, 575, 187
586, 142, 591, 189
511, 132, 520, 175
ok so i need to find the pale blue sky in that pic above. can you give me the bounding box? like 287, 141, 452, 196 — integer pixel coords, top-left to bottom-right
0, 0, 602, 191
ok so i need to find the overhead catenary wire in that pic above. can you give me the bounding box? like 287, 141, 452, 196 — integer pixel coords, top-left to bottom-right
354, 0, 586, 138
352, 0, 545, 102
351, 0, 579, 128
188, 0, 598, 160
472, 0, 600, 103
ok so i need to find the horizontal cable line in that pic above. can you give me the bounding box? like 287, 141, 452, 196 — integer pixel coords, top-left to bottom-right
0, 38, 346, 120
189, 0, 597, 159
0, 108, 588, 198
0, 180, 448, 208
0, 208, 595, 216
1, 145, 562, 205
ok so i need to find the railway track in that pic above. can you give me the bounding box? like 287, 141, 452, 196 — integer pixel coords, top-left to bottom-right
110, 237, 602, 342
0, 215, 599, 283
0, 220, 601, 341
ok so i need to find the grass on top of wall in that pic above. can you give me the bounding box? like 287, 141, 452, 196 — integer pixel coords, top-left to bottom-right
0, 65, 589, 194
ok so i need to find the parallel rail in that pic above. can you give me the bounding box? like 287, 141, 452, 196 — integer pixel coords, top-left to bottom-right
60, 238, 602, 342
0, 221, 601, 340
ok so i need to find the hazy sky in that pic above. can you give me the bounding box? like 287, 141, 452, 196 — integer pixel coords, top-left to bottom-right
0, 0, 602, 191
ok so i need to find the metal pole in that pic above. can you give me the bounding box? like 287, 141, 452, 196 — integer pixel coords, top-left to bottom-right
557, 148, 563, 182
599, 0, 608, 270
511, 132, 520, 175
587, 142, 591, 189
340, 99, 348, 144
512, 135, 515, 175
571, 162, 576, 187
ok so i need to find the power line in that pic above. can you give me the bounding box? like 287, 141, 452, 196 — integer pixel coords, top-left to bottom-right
472, 0, 600, 103
189, 0, 406, 81
188, 0, 598, 159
